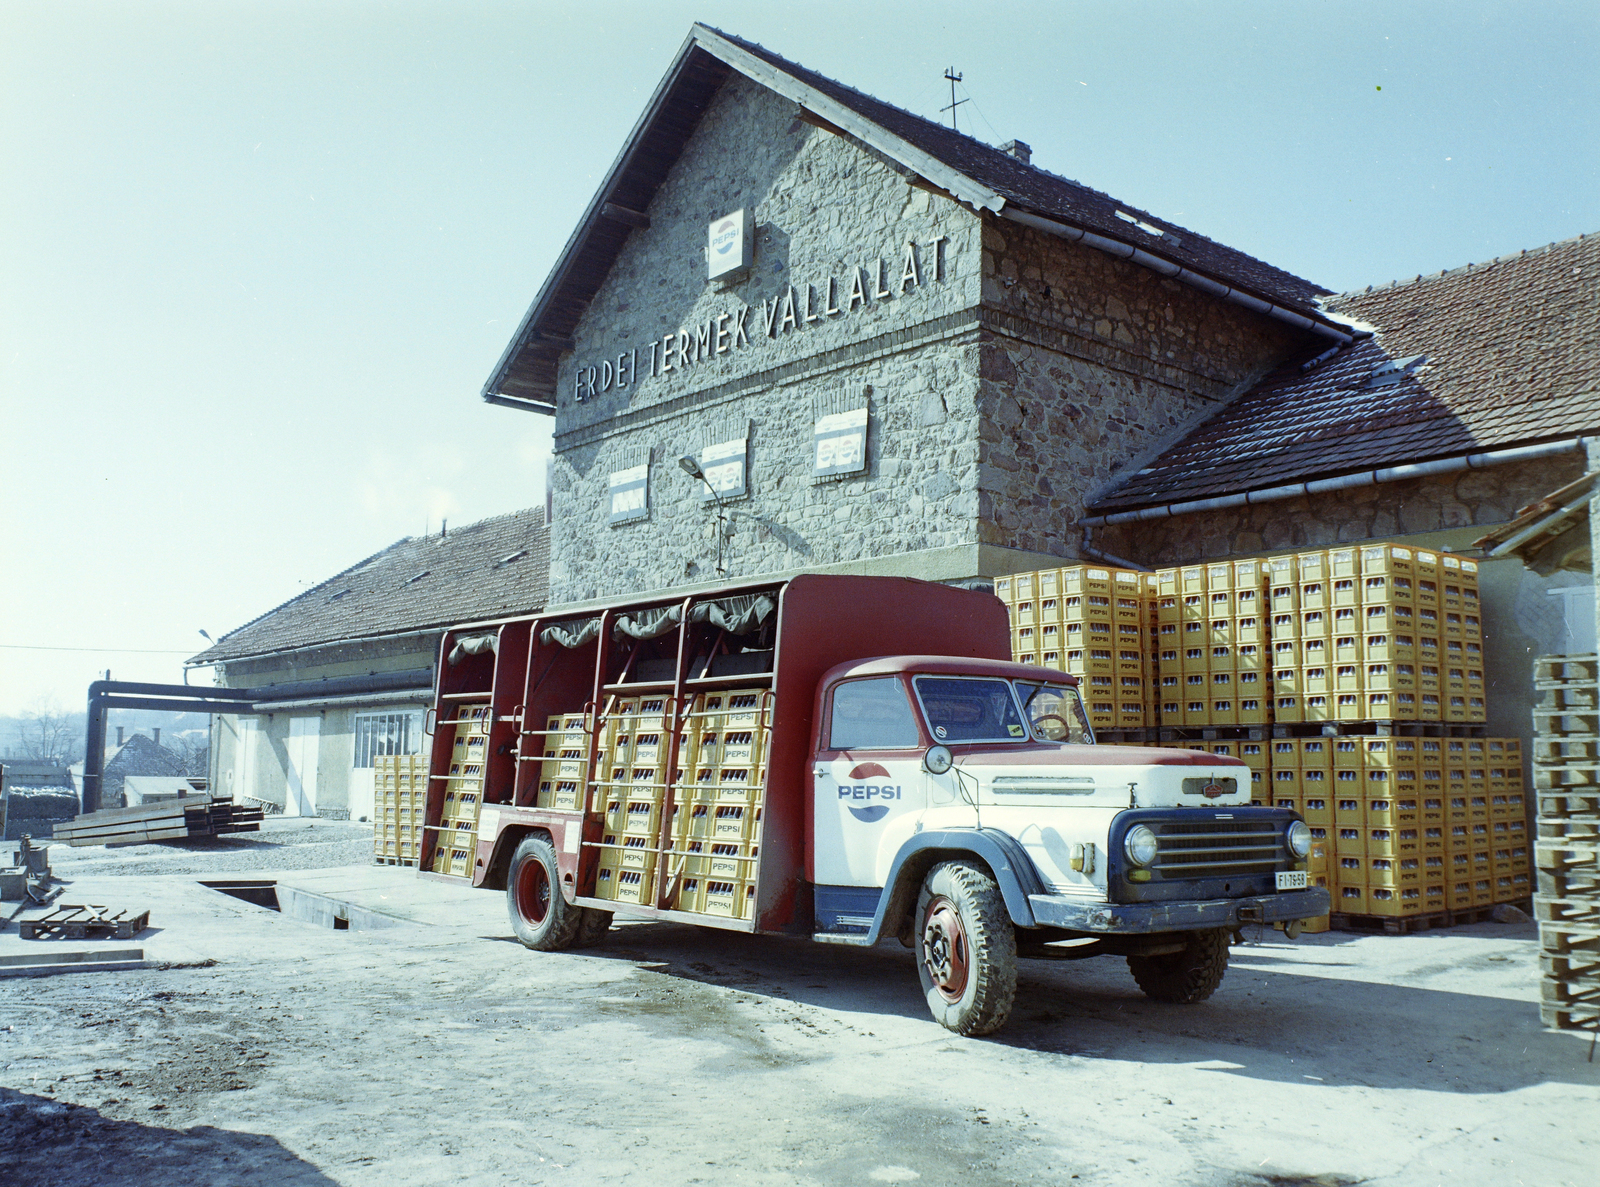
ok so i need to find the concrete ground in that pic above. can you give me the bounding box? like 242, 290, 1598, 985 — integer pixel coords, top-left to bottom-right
2, 822, 1596, 1187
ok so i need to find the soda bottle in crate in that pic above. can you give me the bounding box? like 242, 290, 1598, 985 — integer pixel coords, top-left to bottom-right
703, 878, 757, 920
677, 801, 715, 841
711, 803, 760, 843
621, 797, 663, 837
608, 867, 654, 906
672, 876, 705, 913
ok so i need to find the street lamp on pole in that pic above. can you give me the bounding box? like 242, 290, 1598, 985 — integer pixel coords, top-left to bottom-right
678, 454, 728, 576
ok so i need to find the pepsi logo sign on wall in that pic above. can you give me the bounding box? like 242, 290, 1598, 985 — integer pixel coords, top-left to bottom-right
840, 762, 901, 823
711, 219, 739, 256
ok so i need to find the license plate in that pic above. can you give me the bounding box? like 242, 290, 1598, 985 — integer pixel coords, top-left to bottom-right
1276, 870, 1308, 891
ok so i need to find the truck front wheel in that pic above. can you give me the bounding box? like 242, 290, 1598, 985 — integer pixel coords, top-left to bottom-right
507, 835, 583, 951
915, 860, 1017, 1036
1127, 928, 1230, 1003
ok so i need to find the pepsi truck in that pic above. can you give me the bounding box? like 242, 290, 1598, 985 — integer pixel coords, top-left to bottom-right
418, 574, 1327, 1036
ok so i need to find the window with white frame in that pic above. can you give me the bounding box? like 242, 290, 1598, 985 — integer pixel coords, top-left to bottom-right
353, 710, 424, 768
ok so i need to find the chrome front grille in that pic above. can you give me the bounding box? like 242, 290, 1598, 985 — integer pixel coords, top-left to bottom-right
1153, 820, 1282, 880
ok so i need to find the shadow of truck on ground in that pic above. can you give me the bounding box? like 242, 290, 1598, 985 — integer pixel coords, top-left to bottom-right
0, 1088, 339, 1187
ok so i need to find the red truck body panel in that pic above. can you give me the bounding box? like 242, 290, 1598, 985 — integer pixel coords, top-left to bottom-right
420, 574, 1012, 934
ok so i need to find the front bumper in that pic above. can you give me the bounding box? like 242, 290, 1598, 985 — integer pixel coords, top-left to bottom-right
1028, 886, 1331, 934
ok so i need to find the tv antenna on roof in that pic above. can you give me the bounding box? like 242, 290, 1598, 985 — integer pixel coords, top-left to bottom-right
942, 68, 967, 131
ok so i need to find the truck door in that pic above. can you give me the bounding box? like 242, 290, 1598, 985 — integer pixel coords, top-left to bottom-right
812, 676, 927, 890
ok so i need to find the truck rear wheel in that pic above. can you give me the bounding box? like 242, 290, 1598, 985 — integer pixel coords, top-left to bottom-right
1127, 927, 1230, 1003
573, 907, 613, 948
507, 835, 582, 951
915, 860, 1017, 1036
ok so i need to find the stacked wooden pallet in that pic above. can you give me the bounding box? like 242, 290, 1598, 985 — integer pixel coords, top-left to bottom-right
1534, 654, 1600, 1031
51, 796, 263, 847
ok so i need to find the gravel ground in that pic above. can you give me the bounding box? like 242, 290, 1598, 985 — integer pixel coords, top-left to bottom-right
40, 820, 376, 878
5, 827, 1598, 1187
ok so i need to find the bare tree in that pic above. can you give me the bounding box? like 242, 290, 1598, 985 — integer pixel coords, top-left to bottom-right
16, 699, 83, 766
166, 731, 211, 778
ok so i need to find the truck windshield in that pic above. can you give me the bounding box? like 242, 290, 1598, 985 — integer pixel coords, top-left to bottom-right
913, 677, 1029, 743
1013, 681, 1094, 744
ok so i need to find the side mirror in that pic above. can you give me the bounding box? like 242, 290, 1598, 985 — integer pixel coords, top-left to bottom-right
923, 744, 953, 775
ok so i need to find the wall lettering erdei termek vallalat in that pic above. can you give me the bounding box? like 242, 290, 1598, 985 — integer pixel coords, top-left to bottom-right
570, 236, 948, 402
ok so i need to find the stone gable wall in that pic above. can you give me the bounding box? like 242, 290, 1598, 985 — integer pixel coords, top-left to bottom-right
973, 219, 1309, 557
548, 75, 987, 603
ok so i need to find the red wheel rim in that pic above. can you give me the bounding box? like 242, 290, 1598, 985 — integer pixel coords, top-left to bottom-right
516, 858, 551, 925
921, 895, 970, 1002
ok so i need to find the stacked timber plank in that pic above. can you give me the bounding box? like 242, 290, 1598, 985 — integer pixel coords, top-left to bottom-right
51, 796, 263, 847
1534, 654, 1600, 1031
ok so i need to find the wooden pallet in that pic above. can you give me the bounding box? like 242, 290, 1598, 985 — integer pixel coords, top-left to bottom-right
370, 855, 418, 868
1329, 902, 1519, 935
1534, 655, 1598, 684
1535, 709, 1600, 737
1536, 793, 1600, 821
1535, 894, 1600, 927
1537, 688, 1599, 713
19, 904, 150, 940
1535, 765, 1600, 790
1537, 867, 1600, 898
1535, 736, 1598, 763
1271, 720, 1487, 739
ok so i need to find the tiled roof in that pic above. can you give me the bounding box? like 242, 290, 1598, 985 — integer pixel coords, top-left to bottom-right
189, 509, 549, 664
1088, 233, 1600, 512
718, 28, 1329, 312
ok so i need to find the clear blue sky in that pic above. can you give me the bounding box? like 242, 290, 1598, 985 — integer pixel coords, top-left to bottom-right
2, 0, 1596, 715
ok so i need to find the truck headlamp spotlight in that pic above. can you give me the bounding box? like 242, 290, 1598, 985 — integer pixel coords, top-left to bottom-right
1286, 819, 1313, 858
923, 744, 953, 775
1124, 824, 1158, 868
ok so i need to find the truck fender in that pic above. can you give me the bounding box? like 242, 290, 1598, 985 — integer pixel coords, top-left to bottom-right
865, 829, 1047, 945
481, 824, 555, 895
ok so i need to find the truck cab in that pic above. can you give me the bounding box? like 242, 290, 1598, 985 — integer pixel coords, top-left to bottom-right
810, 655, 1322, 1033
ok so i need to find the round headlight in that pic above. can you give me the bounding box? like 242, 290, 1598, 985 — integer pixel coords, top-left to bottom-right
1124, 824, 1158, 868
1286, 819, 1313, 859
923, 744, 953, 775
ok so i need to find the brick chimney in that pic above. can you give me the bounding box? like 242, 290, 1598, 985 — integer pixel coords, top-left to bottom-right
1000, 139, 1031, 165
153, 728, 161, 746
116, 726, 125, 746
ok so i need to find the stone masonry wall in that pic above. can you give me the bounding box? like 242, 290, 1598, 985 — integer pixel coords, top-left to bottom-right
1093, 454, 1586, 566
973, 219, 1311, 559
548, 74, 986, 603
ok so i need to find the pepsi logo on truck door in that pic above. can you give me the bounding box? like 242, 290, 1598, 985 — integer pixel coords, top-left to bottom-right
841, 762, 902, 823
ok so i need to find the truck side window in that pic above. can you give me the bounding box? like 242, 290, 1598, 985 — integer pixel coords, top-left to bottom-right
827, 677, 920, 750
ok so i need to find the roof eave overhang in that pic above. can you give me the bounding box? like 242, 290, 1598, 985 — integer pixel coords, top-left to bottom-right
1081, 436, 1591, 527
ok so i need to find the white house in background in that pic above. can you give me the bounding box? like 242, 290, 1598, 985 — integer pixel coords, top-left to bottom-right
187, 509, 549, 822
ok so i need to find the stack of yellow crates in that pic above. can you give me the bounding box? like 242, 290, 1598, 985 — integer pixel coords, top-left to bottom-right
592, 690, 770, 920
1002, 543, 1485, 732
429, 701, 488, 877
1271, 733, 1532, 923
535, 712, 589, 810
998, 565, 1150, 731
998, 544, 1524, 928
372, 754, 425, 866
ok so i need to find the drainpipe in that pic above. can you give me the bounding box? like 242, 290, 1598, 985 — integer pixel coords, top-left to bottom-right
1077, 438, 1589, 529
1078, 534, 1152, 572
1000, 208, 1356, 345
